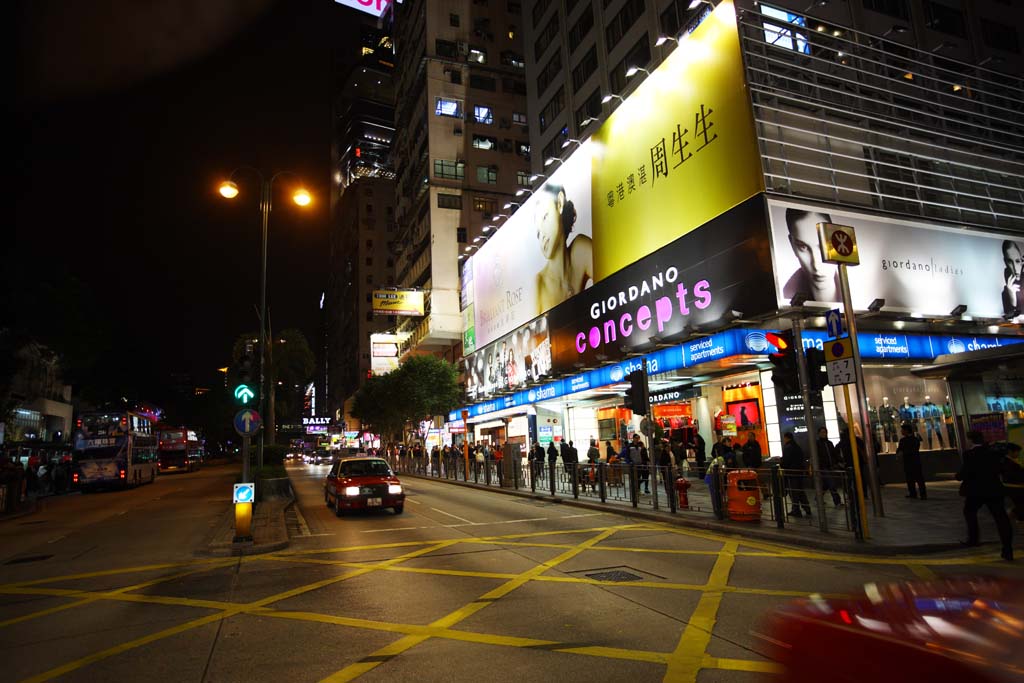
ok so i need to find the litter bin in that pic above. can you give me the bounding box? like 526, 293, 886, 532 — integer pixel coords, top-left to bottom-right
726, 469, 762, 522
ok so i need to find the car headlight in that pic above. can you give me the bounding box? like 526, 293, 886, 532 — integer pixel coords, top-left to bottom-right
388, 484, 402, 495
344, 486, 361, 497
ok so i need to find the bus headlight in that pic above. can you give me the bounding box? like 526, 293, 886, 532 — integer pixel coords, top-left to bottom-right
344, 486, 360, 497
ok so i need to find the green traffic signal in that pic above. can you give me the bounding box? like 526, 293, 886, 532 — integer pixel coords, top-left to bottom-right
234, 383, 256, 405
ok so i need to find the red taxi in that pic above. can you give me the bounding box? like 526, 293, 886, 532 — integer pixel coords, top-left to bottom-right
324, 456, 405, 515
759, 577, 1024, 682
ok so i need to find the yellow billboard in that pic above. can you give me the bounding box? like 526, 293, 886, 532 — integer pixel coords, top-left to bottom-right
372, 290, 424, 316
590, 1, 763, 280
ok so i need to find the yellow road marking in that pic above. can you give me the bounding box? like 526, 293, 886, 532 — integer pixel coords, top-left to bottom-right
320, 527, 624, 683
908, 564, 938, 580
0, 557, 230, 590
702, 654, 781, 674
663, 541, 738, 683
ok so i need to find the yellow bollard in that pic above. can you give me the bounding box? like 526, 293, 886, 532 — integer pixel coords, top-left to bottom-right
234, 502, 253, 542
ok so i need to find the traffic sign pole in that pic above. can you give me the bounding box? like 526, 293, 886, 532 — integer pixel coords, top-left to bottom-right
790, 318, 827, 532
235, 436, 253, 542
241, 436, 250, 496
842, 383, 870, 540
837, 263, 883, 517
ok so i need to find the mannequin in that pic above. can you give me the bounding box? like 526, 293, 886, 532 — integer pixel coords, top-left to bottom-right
921, 395, 943, 449
867, 398, 885, 453
899, 396, 917, 424
879, 396, 898, 450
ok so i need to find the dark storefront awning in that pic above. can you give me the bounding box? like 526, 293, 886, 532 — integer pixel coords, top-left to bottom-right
912, 344, 1024, 381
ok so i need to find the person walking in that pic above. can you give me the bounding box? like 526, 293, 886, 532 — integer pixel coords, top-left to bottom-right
657, 438, 675, 501
630, 434, 650, 494
782, 432, 812, 517
816, 427, 843, 506
897, 423, 926, 499
957, 431, 1013, 561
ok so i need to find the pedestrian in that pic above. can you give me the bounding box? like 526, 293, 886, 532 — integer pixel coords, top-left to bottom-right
604, 440, 615, 463
658, 438, 675, 501
816, 427, 843, 506
630, 434, 650, 494
689, 431, 707, 478
957, 431, 1013, 561
897, 423, 926, 499
547, 441, 558, 465
1002, 443, 1024, 522
742, 432, 763, 470
838, 429, 869, 499
704, 446, 727, 515
782, 432, 812, 517
711, 436, 734, 468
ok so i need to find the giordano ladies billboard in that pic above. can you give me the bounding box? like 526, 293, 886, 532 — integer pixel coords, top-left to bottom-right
460, 0, 762, 353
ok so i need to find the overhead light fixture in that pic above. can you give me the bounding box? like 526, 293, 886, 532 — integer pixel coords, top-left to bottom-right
544, 156, 563, 167
868, 298, 885, 312
950, 304, 967, 316
560, 138, 582, 149
579, 116, 598, 128
482, 225, 493, 232
515, 188, 532, 197
502, 201, 520, 210
528, 173, 546, 182
601, 93, 624, 105
625, 66, 649, 78
789, 292, 809, 307
655, 35, 678, 46
688, 0, 712, 9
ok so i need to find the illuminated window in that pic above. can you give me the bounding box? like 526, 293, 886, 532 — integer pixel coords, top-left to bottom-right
761, 5, 810, 54
516, 171, 530, 187
473, 135, 498, 150
474, 105, 494, 124
477, 166, 498, 184
435, 97, 463, 118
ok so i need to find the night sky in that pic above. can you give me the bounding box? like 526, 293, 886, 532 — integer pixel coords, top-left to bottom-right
13, 0, 360, 403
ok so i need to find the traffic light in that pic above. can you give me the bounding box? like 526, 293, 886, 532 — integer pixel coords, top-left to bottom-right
805, 347, 828, 392
765, 331, 799, 393
623, 369, 649, 416
235, 344, 257, 406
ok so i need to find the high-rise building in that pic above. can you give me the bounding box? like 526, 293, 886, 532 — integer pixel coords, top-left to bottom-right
385, 0, 532, 361
325, 20, 399, 421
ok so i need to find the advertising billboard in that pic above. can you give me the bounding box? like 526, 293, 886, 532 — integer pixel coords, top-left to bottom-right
334, 0, 399, 18
766, 197, 1024, 321
372, 289, 424, 316
589, 0, 763, 280
465, 316, 553, 402
464, 144, 593, 349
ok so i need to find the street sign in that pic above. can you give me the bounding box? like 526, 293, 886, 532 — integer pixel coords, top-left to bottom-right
824, 309, 844, 339
824, 338, 855, 386
824, 338, 853, 362
233, 483, 255, 504
234, 408, 262, 437
234, 383, 255, 405
816, 222, 859, 265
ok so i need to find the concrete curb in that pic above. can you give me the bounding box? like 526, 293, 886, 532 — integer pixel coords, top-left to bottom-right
402, 473, 974, 557
0, 498, 39, 524
200, 491, 294, 558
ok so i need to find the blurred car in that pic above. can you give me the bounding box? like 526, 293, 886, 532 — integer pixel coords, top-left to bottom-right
312, 450, 334, 466
324, 456, 404, 515
284, 452, 297, 461
759, 577, 1024, 682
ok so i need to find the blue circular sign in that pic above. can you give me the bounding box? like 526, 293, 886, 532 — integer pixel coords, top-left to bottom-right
234, 409, 262, 437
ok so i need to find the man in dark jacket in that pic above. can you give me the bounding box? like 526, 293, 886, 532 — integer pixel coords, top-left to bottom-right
838, 429, 870, 499
547, 442, 559, 465
817, 427, 843, 506
629, 434, 650, 494
782, 432, 812, 517
957, 431, 1013, 561
897, 424, 926, 499
742, 432, 763, 469
689, 432, 707, 478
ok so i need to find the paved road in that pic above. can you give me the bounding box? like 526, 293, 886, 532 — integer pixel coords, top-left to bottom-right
0, 460, 1015, 683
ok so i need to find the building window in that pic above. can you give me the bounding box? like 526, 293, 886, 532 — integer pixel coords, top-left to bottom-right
516, 141, 531, 158
606, 0, 644, 51
862, 0, 909, 20
568, 6, 594, 52
474, 105, 494, 124
534, 14, 559, 61
531, 0, 551, 28
760, 5, 810, 54
474, 196, 497, 214
473, 134, 498, 150
468, 46, 487, 64
502, 78, 527, 95
924, 1, 966, 38
501, 51, 526, 69
538, 86, 565, 132
575, 89, 601, 130
512, 111, 527, 125
366, 257, 373, 266
537, 50, 562, 95
507, 1, 521, 14
435, 97, 463, 118
516, 170, 530, 187
434, 159, 465, 179
470, 74, 497, 91
449, 69, 462, 84
981, 18, 1020, 53
571, 45, 597, 92
457, 227, 468, 243
438, 193, 462, 209
436, 39, 459, 59
477, 166, 498, 184
610, 35, 650, 94
450, 13, 460, 27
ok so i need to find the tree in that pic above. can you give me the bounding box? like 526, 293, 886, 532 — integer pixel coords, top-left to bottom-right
350, 355, 460, 443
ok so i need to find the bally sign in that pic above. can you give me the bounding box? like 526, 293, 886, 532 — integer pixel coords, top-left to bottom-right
303, 417, 332, 426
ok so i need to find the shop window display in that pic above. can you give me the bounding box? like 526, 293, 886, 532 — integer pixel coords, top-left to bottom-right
864, 368, 952, 452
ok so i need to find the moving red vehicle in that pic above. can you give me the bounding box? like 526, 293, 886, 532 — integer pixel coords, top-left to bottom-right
157, 427, 203, 473
324, 456, 404, 515
760, 577, 1024, 682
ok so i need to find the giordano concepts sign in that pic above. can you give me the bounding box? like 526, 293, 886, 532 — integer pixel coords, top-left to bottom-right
461, 0, 762, 355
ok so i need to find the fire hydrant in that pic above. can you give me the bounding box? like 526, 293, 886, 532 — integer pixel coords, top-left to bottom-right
675, 478, 691, 510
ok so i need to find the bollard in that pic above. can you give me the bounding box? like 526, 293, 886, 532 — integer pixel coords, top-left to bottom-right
770, 464, 785, 528
549, 461, 556, 496
629, 463, 639, 508
571, 464, 579, 499
598, 463, 607, 503
666, 468, 677, 514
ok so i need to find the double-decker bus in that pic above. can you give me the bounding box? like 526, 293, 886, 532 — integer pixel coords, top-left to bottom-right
72, 411, 159, 490
158, 427, 203, 473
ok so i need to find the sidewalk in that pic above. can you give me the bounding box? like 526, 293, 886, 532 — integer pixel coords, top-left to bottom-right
203, 497, 292, 557
401, 468, 1016, 556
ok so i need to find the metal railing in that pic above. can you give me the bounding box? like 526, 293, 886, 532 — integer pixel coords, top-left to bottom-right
390, 454, 860, 537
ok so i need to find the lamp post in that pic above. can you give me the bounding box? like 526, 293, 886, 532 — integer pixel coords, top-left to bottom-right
219, 169, 311, 470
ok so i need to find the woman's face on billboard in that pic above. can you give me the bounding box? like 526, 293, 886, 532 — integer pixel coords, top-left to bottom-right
535, 190, 561, 259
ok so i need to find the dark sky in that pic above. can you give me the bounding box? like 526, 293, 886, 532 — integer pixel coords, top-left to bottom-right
13, 0, 360, 401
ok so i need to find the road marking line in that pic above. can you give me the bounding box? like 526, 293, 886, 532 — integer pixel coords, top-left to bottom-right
293, 505, 312, 536
0, 597, 95, 629
0, 558, 230, 590
702, 654, 781, 674
663, 541, 738, 683
319, 527, 623, 683
405, 498, 421, 505
46, 536, 65, 544
430, 508, 474, 524
907, 563, 938, 580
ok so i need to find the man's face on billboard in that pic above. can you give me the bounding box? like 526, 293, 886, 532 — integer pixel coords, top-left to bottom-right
1005, 242, 1023, 279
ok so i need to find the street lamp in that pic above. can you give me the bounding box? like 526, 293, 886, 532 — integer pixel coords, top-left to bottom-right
601, 93, 624, 105
218, 167, 312, 471
625, 66, 649, 79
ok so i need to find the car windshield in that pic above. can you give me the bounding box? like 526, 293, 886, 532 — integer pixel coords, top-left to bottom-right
340, 459, 392, 477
